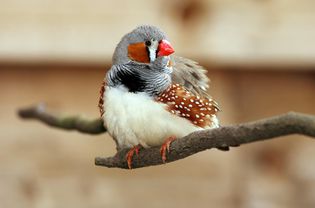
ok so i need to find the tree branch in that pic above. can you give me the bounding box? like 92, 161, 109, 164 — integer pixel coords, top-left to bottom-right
18, 104, 106, 134
18, 105, 315, 169
95, 112, 315, 169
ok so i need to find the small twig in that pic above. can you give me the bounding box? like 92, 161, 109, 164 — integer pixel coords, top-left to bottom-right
18, 105, 315, 169
18, 104, 106, 134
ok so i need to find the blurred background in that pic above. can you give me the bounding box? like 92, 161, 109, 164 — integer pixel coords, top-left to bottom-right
1, 0, 315, 207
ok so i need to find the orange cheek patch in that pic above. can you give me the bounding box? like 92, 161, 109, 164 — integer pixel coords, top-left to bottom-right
128, 42, 150, 63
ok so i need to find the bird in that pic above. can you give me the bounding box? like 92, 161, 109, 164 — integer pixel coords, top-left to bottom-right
98, 25, 220, 169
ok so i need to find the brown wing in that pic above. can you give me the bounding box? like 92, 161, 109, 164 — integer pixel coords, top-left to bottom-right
98, 80, 106, 116
157, 84, 219, 128
171, 55, 219, 110
171, 56, 209, 96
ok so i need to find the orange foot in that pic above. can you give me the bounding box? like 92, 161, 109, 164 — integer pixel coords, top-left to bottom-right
126, 145, 142, 169
160, 136, 177, 163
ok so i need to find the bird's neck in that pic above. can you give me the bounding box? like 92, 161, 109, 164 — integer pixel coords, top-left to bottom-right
106, 63, 171, 97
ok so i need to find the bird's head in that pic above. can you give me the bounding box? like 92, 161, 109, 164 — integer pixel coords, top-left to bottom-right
112, 25, 174, 67
107, 25, 174, 95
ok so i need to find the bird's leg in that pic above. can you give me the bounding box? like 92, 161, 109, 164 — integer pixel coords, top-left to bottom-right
126, 144, 142, 169
160, 136, 176, 163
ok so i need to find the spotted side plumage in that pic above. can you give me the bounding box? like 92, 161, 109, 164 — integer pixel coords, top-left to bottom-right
98, 81, 106, 117
157, 83, 219, 128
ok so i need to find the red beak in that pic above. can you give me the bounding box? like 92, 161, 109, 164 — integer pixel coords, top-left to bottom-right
157, 40, 175, 57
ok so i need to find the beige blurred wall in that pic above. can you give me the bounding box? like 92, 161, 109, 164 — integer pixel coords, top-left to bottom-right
1, 0, 315, 65
1, 65, 315, 208
1, 0, 315, 208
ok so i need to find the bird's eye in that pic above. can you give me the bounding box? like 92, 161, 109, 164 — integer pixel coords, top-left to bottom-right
145, 40, 151, 46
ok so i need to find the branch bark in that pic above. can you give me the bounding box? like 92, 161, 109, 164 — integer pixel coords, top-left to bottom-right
18, 104, 106, 134
18, 105, 315, 169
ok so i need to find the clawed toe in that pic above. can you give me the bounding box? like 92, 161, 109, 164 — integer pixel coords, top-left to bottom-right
126, 145, 142, 169
160, 136, 176, 163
